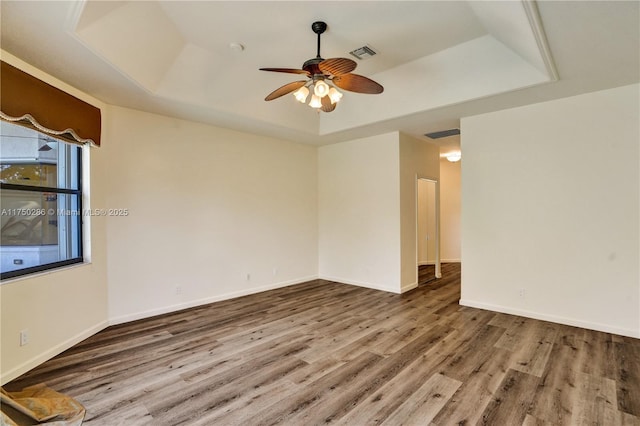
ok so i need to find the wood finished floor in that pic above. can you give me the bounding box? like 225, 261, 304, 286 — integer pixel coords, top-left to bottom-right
418, 264, 437, 285
6, 263, 640, 425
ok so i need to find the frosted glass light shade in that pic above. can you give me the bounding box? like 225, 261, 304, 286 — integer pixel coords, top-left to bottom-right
293, 86, 309, 103
309, 95, 322, 108
313, 80, 329, 98
446, 152, 462, 162
328, 87, 342, 104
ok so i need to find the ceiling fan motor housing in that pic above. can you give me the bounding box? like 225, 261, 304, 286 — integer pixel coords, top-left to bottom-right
303, 57, 324, 76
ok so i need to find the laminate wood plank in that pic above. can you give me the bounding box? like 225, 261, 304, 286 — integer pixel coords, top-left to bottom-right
149, 355, 308, 425
445, 306, 494, 331
522, 413, 555, 425
369, 322, 431, 357
242, 350, 385, 426
488, 312, 522, 329
494, 316, 536, 351
381, 373, 461, 425
297, 317, 380, 363
571, 371, 618, 425
84, 399, 154, 425
431, 347, 514, 425
188, 380, 303, 426
480, 369, 540, 425
509, 320, 558, 377
436, 324, 506, 382
329, 328, 389, 361
336, 346, 464, 426
178, 333, 311, 385
527, 335, 586, 425
581, 328, 617, 380
614, 336, 640, 416
284, 325, 456, 425
286, 356, 346, 385
82, 375, 185, 424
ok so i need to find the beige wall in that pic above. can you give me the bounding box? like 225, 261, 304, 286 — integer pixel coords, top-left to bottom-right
318, 133, 401, 292
104, 106, 319, 323
399, 133, 440, 291
1, 53, 109, 384
440, 158, 461, 262
461, 83, 640, 338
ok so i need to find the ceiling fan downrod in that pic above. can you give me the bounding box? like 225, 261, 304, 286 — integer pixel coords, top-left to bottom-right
312, 21, 327, 59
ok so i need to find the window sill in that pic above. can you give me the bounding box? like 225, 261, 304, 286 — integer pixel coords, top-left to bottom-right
0, 261, 92, 285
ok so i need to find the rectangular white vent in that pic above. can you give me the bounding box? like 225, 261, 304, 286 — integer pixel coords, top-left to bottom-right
349, 45, 377, 60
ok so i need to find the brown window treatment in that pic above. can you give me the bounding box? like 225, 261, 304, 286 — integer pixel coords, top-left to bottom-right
0, 61, 101, 146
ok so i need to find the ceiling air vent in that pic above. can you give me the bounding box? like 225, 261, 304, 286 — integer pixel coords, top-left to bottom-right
424, 128, 460, 139
349, 45, 377, 60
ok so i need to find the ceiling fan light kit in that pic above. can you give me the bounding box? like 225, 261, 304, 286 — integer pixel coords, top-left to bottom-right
260, 21, 384, 113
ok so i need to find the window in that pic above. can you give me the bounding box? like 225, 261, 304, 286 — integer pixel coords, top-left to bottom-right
1, 121, 83, 279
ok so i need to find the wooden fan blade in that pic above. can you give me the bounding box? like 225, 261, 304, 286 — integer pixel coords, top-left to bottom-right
265, 81, 307, 101
318, 58, 357, 76
260, 68, 310, 76
320, 95, 336, 112
333, 73, 384, 94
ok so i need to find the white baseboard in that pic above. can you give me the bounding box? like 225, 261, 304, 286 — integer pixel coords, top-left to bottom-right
109, 275, 319, 325
418, 260, 461, 266
459, 299, 640, 339
401, 281, 418, 293
319, 275, 400, 294
1, 320, 110, 385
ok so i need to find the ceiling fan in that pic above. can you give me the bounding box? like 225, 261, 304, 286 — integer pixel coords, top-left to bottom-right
260, 21, 384, 113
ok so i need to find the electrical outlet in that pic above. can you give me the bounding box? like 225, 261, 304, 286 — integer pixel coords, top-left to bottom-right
175, 285, 182, 295
519, 288, 526, 298
20, 330, 29, 346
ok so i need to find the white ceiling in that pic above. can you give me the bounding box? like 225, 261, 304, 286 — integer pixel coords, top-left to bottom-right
1, 1, 638, 151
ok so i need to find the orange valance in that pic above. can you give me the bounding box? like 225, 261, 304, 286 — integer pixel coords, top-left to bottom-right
0, 61, 101, 146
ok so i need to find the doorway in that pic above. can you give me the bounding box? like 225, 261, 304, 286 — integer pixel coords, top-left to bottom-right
417, 178, 440, 284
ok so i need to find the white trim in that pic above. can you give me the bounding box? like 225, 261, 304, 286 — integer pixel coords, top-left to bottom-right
401, 281, 418, 293
319, 275, 400, 294
522, 0, 559, 81
0, 262, 91, 285
109, 276, 319, 325
1, 320, 109, 385
459, 299, 640, 339
419, 260, 460, 265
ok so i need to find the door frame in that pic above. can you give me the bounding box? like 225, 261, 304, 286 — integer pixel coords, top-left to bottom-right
416, 177, 441, 279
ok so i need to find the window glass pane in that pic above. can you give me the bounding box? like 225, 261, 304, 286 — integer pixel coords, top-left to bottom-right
1, 120, 83, 278
1, 190, 81, 274
0, 121, 80, 190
